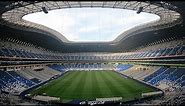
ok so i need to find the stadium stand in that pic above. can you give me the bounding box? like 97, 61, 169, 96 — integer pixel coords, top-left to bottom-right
118, 66, 185, 91
0, 1, 185, 105
114, 64, 133, 71
48, 64, 66, 72
0, 38, 184, 62
0, 65, 64, 95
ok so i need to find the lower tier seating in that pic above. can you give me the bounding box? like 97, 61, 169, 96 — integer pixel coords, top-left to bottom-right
119, 65, 185, 90
0, 66, 63, 94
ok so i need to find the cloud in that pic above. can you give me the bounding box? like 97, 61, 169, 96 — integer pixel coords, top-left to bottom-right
23, 8, 160, 42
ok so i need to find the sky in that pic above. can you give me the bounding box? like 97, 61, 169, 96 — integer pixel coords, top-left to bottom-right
23, 8, 160, 42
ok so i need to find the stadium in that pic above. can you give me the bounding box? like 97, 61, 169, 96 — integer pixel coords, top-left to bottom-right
0, 1, 185, 105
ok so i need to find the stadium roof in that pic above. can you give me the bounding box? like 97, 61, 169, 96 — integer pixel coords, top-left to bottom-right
0, 1, 184, 52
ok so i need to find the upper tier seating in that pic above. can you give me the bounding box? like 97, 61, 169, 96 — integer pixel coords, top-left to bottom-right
62, 63, 114, 70
0, 38, 184, 61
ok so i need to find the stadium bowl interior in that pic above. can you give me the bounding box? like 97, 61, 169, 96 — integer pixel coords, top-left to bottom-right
0, 1, 185, 105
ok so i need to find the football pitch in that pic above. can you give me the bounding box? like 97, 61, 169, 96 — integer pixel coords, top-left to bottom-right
30, 70, 156, 102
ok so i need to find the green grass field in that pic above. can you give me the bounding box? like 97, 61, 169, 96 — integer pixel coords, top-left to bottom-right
30, 70, 156, 102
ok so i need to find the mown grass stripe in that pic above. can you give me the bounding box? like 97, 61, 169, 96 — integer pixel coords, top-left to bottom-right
30, 72, 75, 95
56, 71, 82, 98
64, 71, 87, 99
82, 72, 93, 100
90, 70, 102, 99
106, 71, 155, 101
94, 70, 113, 98
106, 71, 135, 95
99, 71, 125, 97
109, 71, 154, 93
47, 71, 80, 96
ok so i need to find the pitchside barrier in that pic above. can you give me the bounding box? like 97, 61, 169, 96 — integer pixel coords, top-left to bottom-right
141, 91, 163, 98
84, 97, 122, 105
32, 95, 60, 102
96, 97, 122, 102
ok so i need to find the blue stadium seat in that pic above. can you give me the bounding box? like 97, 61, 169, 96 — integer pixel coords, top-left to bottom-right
49, 64, 66, 72
116, 64, 133, 71
143, 67, 167, 82
7, 71, 35, 87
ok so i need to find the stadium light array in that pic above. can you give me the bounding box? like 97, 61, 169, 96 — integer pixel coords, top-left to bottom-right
42, 7, 48, 14
137, 7, 143, 14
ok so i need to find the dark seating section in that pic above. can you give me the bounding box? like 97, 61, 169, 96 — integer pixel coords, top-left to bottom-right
30, 78, 42, 84
165, 68, 185, 82
62, 63, 113, 70
128, 45, 185, 59
0, 67, 62, 94
7, 71, 35, 87
148, 68, 175, 85
176, 76, 185, 86
142, 67, 185, 87
0, 70, 17, 84
0, 44, 184, 60
49, 64, 66, 72
0, 70, 28, 93
0, 80, 6, 89
143, 67, 167, 82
